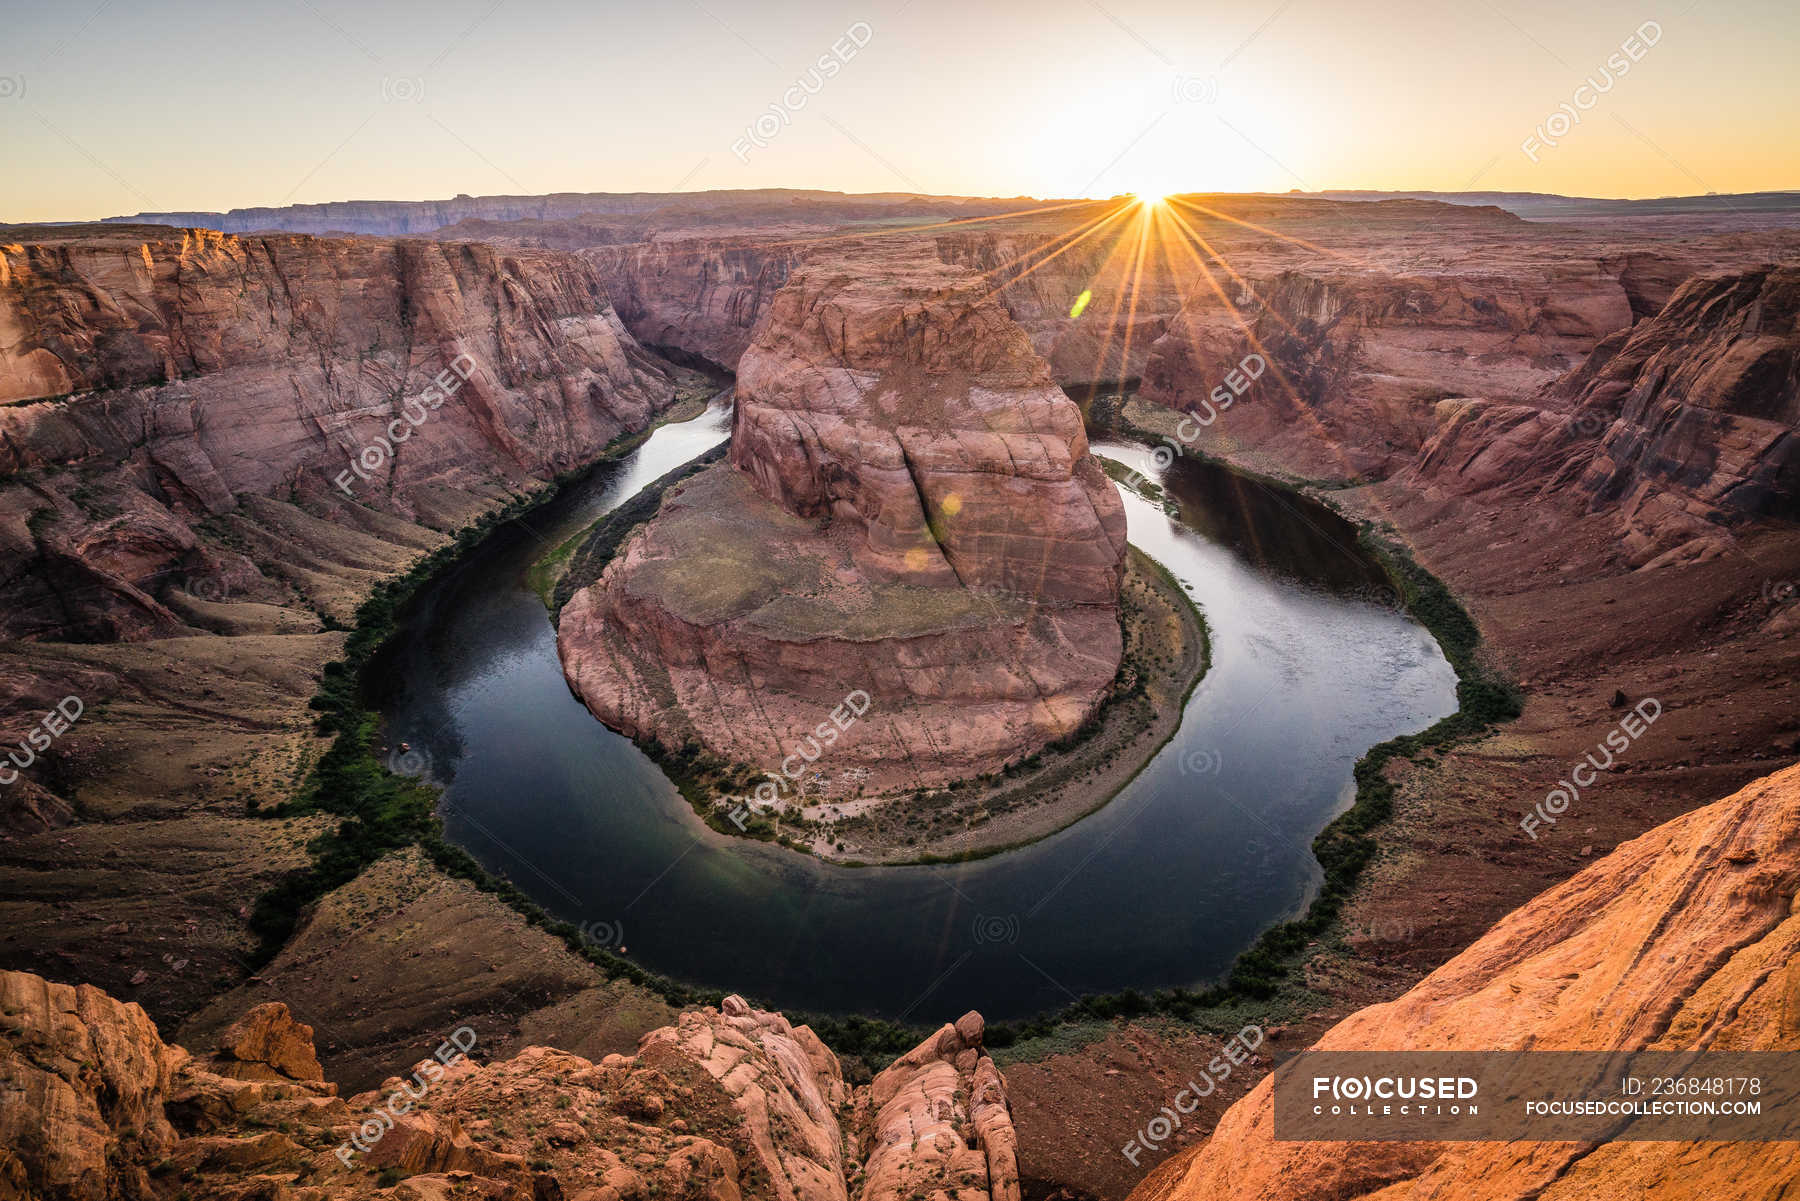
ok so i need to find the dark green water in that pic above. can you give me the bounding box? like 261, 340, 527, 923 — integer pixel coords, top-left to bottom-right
376, 396, 1456, 1022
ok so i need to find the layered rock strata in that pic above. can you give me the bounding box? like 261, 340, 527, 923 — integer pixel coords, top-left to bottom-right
558, 247, 1127, 790
1409, 264, 1800, 565
0, 226, 687, 641
0, 968, 1020, 1201
1136, 262, 1637, 479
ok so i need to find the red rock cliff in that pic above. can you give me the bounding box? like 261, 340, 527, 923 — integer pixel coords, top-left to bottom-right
1408, 263, 1800, 566
1128, 761, 1800, 1201
0, 226, 686, 640
0, 969, 1020, 1201
557, 245, 1126, 792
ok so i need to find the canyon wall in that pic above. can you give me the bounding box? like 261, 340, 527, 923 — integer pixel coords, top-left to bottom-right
583, 239, 811, 370
0, 226, 689, 641
1406, 263, 1800, 566
1129, 761, 1800, 1201
1136, 261, 1636, 479
930, 228, 1183, 388
0, 969, 1020, 1201
558, 246, 1126, 791
578, 200, 1594, 397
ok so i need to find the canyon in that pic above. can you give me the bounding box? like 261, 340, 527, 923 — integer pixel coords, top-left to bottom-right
0, 226, 701, 644
2, 188, 1799, 1201
1134, 762, 1800, 1201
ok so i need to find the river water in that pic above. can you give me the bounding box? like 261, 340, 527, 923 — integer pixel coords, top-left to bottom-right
375, 395, 1456, 1021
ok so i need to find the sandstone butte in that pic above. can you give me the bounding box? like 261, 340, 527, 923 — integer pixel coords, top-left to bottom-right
1131, 760, 1800, 1201
0, 967, 1020, 1201
556, 246, 1127, 791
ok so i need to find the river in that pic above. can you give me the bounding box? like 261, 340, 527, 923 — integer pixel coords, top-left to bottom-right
374, 394, 1457, 1021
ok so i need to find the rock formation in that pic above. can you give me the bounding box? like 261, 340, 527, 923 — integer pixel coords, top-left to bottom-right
557, 246, 1127, 791
1407, 263, 1799, 565
584, 239, 810, 370
1136, 261, 1636, 479
1128, 761, 1800, 1201
855, 1011, 1020, 1201
0, 969, 1019, 1201
0, 226, 688, 641
206, 1002, 326, 1082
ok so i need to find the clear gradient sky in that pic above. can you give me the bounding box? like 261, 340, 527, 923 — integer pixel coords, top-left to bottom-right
4, 0, 1797, 223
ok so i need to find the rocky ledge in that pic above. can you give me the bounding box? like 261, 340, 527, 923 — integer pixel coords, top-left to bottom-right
1131, 760, 1800, 1201
0, 968, 1019, 1201
557, 246, 1127, 796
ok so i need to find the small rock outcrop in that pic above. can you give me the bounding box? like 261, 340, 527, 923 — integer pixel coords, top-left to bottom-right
558, 246, 1127, 791
0, 972, 1020, 1201
636, 995, 852, 1201
854, 1011, 1019, 1201
206, 1002, 325, 1082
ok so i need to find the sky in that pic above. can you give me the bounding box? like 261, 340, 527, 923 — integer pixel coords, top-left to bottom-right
3, 0, 1798, 222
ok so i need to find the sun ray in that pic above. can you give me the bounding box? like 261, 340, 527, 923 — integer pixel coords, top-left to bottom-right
1078, 202, 1159, 389
1167, 195, 1361, 265
1154, 205, 1407, 527
965, 201, 1139, 316
1113, 201, 1158, 389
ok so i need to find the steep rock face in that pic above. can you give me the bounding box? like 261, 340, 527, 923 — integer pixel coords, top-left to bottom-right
1408, 263, 1800, 565
636, 995, 852, 1201
0, 970, 187, 1201
0, 227, 684, 641
583, 239, 808, 369
1129, 762, 1800, 1201
1569, 265, 1799, 547
931, 229, 1182, 388
0, 971, 1020, 1201
728, 251, 1126, 604
1137, 263, 1634, 479
559, 247, 1126, 790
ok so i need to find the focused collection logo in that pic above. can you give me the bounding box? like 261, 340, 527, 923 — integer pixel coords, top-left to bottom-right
1310, 1073, 1479, 1116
